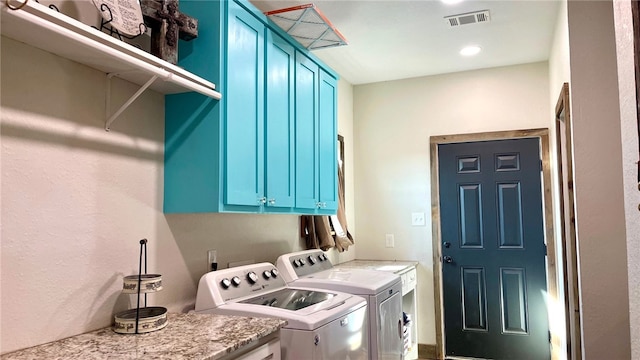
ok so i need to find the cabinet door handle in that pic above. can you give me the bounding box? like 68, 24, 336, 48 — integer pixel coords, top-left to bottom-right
268, 198, 276, 205
258, 197, 267, 204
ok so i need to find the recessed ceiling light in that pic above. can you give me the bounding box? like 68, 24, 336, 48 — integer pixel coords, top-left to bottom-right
460, 45, 481, 56
441, 0, 464, 4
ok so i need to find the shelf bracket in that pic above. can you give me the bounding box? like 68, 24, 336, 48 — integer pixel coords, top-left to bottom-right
105, 73, 159, 131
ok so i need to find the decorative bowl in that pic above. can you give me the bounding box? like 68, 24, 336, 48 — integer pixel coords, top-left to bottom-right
113, 306, 168, 334
122, 274, 163, 293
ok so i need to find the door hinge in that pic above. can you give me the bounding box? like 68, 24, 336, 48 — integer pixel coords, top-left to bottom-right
549, 330, 552, 343
540, 159, 543, 171
544, 244, 547, 256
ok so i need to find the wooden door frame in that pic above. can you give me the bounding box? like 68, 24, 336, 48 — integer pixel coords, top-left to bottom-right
429, 128, 558, 360
555, 83, 582, 360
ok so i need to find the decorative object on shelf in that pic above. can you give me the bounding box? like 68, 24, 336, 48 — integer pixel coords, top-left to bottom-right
34, 0, 59, 12
91, 0, 145, 37
92, 2, 147, 42
113, 239, 168, 334
141, 0, 198, 64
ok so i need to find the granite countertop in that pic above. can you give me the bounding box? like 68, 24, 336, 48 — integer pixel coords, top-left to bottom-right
1, 313, 286, 360
334, 259, 418, 273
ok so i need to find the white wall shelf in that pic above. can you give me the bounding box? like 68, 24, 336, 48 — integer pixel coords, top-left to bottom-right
1, 0, 222, 131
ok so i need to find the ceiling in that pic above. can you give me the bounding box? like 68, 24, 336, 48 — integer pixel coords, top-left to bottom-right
250, 0, 561, 85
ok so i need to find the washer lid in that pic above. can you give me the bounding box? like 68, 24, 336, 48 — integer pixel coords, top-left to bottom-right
239, 288, 335, 310
215, 289, 367, 330
293, 269, 401, 295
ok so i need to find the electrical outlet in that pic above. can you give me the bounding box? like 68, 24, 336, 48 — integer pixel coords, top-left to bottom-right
207, 249, 217, 271
385, 234, 395, 248
411, 212, 426, 226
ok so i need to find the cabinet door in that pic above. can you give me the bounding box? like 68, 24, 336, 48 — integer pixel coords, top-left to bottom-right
225, 3, 265, 207
265, 30, 295, 208
294, 52, 319, 210
317, 70, 338, 212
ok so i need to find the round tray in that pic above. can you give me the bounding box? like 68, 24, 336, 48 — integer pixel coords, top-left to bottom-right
122, 274, 163, 293
113, 306, 168, 334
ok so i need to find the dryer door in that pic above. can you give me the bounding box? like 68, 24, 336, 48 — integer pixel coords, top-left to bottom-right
378, 291, 403, 359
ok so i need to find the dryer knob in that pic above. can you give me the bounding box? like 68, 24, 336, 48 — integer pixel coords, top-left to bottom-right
247, 272, 258, 284
271, 269, 279, 278
317, 255, 324, 262
299, 258, 306, 266
308, 255, 317, 265
293, 259, 300, 267
262, 270, 272, 279
231, 276, 241, 287
220, 278, 231, 289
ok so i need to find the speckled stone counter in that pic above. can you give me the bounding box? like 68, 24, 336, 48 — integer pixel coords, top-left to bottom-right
334, 259, 418, 274
1, 313, 286, 360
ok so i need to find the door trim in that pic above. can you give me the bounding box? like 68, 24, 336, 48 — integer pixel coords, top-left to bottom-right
429, 128, 558, 360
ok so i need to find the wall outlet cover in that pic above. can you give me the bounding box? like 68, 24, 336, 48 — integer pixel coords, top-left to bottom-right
411, 212, 426, 226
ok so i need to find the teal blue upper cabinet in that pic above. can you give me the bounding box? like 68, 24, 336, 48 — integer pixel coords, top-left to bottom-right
225, 3, 265, 208
164, 0, 337, 214
265, 31, 295, 209
294, 54, 338, 214
318, 69, 338, 212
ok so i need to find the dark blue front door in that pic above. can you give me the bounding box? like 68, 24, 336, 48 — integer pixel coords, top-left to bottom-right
438, 138, 550, 360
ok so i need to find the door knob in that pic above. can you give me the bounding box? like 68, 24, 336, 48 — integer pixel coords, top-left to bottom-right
443, 256, 453, 263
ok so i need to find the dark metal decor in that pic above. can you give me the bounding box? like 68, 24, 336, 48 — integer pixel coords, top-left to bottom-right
92, 3, 147, 42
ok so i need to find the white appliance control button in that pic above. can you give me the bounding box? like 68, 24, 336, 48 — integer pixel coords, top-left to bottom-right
317, 255, 324, 262
247, 272, 258, 284
262, 270, 271, 279
220, 278, 231, 289
271, 269, 279, 278
299, 258, 306, 266
231, 276, 241, 287
293, 259, 300, 267
308, 255, 316, 265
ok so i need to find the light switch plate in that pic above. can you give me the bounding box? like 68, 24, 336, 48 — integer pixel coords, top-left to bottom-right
385, 234, 395, 248
412, 212, 426, 226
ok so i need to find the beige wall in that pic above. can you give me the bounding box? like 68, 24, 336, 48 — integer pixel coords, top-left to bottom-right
547, 0, 570, 355
0, 36, 355, 353
566, 0, 631, 358
352, 61, 550, 345
613, 1, 640, 358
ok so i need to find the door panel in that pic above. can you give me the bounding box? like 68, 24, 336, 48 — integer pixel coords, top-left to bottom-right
378, 292, 403, 360
439, 138, 550, 360
225, 5, 264, 206
265, 30, 295, 208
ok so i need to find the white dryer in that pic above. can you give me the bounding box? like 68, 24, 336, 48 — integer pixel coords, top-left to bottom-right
276, 250, 404, 360
195, 262, 369, 360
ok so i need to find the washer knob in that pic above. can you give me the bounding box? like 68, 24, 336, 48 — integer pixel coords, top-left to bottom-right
293, 259, 300, 267
299, 258, 306, 266
231, 276, 241, 287
263, 270, 272, 279
247, 272, 258, 284
317, 255, 324, 262
271, 269, 279, 278
308, 255, 316, 265
220, 278, 231, 289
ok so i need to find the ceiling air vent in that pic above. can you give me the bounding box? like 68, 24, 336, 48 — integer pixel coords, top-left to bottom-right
444, 10, 491, 28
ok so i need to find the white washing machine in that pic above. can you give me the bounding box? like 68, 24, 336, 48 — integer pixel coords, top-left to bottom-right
276, 250, 404, 360
195, 262, 369, 360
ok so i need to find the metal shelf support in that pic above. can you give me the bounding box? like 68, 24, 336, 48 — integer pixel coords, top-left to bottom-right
105, 73, 158, 131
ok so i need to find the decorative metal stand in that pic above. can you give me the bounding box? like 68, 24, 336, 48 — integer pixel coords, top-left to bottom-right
93, 3, 147, 42
113, 239, 168, 334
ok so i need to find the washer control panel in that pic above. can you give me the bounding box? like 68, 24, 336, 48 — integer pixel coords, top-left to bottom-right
214, 263, 286, 302
286, 250, 334, 277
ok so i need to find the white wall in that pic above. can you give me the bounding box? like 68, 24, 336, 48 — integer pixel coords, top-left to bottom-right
613, 1, 640, 358
352, 62, 550, 345
566, 0, 631, 358
547, 0, 570, 356
0, 37, 355, 353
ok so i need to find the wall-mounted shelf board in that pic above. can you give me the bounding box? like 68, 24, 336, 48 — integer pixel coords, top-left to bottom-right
1, 0, 222, 130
